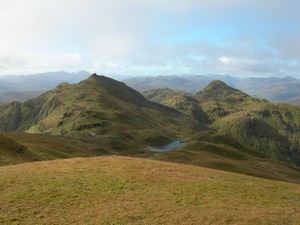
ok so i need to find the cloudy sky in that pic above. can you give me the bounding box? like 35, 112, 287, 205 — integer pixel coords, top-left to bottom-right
0, 0, 300, 77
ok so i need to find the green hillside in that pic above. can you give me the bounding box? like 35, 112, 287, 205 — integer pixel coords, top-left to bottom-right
1, 131, 299, 184
142, 88, 183, 103
142, 89, 210, 123
196, 81, 300, 167
143, 80, 300, 167
0, 132, 118, 166
1, 156, 299, 224
0, 74, 207, 138
0, 133, 37, 166
0, 75, 299, 181
157, 94, 209, 124
149, 131, 300, 183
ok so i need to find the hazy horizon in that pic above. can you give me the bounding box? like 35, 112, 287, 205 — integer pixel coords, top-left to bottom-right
0, 70, 299, 80
1, 1, 300, 78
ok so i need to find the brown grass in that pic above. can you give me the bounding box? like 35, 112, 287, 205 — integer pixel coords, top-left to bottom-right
0, 156, 299, 224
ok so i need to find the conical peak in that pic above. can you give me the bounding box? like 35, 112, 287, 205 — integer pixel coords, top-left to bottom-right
203, 80, 229, 92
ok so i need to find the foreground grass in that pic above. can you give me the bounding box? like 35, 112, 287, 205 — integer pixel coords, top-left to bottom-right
0, 156, 299, 224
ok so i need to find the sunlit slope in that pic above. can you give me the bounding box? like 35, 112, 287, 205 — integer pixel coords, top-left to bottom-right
0, 133, 38, 165
149, 131, 300, 183
195, 80, 300, 167
1, 131, 299, 183
143, 81, 300, 167
0, 74, 207, 137
0, 156, 299, 224
0, 132, 113, 166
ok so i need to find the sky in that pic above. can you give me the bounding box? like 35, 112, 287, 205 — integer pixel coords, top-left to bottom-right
0, 0, 300, 77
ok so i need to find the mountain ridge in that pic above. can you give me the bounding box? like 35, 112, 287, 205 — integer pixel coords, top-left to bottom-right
143, 80, 300, 167
124, 75, 300, 105
0, 75, 299, 169
0, 74, 207, 141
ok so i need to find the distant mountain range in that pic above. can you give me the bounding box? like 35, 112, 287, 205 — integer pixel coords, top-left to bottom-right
0, 71, 134, 104
0, 91, 44, 105
1, 72, 300, 106
0, 71, 91, 104
124, 75, 300, 105
0, 70, 90, 92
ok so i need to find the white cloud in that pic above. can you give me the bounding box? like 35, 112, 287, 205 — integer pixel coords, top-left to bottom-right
0, 52, 83, 74
0, 0, 299, 76
94, 61, 127, 70
219, 56, 257, 66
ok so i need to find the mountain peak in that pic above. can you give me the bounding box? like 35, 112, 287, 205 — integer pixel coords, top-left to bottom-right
82, 73, 120, 88
203, 80, 231, 92
80, 74, 177, 111
86, 73, 104, 81
89, 72, 98, 77
196, 80, 248, 102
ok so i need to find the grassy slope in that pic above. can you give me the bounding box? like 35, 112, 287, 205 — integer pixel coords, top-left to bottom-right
0, 77, 299, 183
0, 156, 299, 224
142, 89, 210, 124
193, 81, 300, 167
142, 83, 300, 167
0, 131, 144, 166
0, 133, 39, 166
148, 131, 300, 184
2, 131, 300, 184
0, 74, 206, 139
142, 88, 184, 103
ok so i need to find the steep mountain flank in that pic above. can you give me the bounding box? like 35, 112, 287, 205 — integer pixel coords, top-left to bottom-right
143, 81, 300, 167
142, 89, 210, 124
195, 81, 300, 166
142, 88, 182, 103
158, 94, 209, 124
0, 74, 207, 141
